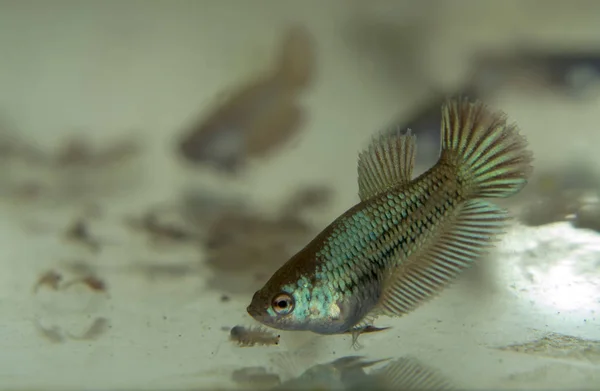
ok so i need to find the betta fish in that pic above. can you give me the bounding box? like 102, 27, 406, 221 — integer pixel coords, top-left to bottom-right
247, 98, 533, 342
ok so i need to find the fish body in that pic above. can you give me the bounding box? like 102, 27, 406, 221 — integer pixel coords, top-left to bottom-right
247, 98, 533, 336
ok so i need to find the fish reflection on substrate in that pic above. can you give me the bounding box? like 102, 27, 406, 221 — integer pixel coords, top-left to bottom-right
231, 367, 282, 389
247, 98, 534, 346
268, 355, 456, 390
178, 25, 315, 174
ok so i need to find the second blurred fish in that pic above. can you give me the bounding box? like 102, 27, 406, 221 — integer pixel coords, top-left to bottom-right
178, 25, 316, 174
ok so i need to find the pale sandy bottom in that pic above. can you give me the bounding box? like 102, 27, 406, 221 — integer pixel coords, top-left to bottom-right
1, 1, 600, 390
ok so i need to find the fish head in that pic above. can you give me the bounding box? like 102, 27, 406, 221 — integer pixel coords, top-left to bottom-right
247, 273, 351, 334
246, 283, 305, 331
247, 246, 354, 334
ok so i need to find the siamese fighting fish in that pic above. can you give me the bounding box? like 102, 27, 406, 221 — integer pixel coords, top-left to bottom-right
247, 98, 533, 341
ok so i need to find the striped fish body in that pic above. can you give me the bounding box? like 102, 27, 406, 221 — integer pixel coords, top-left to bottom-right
247, 98, 533, 338
283, 164, 460, 333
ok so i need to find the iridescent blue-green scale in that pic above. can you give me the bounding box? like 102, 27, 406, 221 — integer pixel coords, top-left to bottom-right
314, 169, 461, 301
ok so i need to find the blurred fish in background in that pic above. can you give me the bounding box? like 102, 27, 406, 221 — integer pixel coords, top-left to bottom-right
342, 10, 600, 174
377, 48, 600, 171
177, 25, 316, 174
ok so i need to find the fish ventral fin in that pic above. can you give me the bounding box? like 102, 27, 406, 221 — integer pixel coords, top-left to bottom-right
357, 128, 417, 201
440, 98, 534, 199
374, 199, 508, 317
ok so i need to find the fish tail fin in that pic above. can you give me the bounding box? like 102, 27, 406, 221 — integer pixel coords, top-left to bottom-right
439, 98, 534, 199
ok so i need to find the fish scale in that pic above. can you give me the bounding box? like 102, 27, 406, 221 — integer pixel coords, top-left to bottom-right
247, 98, 533, 341
286, 166, 462, 331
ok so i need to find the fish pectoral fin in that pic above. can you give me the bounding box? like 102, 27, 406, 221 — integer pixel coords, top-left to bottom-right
346, 325, 391, 350
375, 199, 508, 317
357, 128, 417, 201
343, 325, 390, 335
373, 356, 457, 390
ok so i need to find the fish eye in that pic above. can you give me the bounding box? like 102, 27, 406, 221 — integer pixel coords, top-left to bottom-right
271, 293, 294, 315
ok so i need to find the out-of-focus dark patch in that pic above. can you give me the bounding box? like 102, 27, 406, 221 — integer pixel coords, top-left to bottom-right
64, 218, 101, 253
380, 49, 600, 172
572, 202, 600, 232
470, 49, 600, 98
279, 184, 334, 215
128, 262, 202, 282
231, 366, 281, 389
342, 14, 434, 93
204, 210, 315, 294
54, 135, 139, 168
0, 129, 141, 204
124, 207, 198, 245
514, 162, 600, 231
199, 185, 334, 295
219, 294, 230, 303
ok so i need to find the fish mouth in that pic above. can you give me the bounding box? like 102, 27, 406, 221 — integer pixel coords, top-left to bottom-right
246, 304, 262, 319
247, 289, 269, 320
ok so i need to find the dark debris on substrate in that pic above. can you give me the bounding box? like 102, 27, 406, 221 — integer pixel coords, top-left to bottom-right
0, 129, 141, 205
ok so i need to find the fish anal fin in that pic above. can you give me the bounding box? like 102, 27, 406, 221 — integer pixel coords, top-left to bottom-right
375, 199, 508, 317
357, 129, 417, 201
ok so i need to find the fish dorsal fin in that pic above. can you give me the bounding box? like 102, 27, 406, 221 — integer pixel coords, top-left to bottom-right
374, 356, 457, 390
374, 199, 508, 317
357, 129, 417, 201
